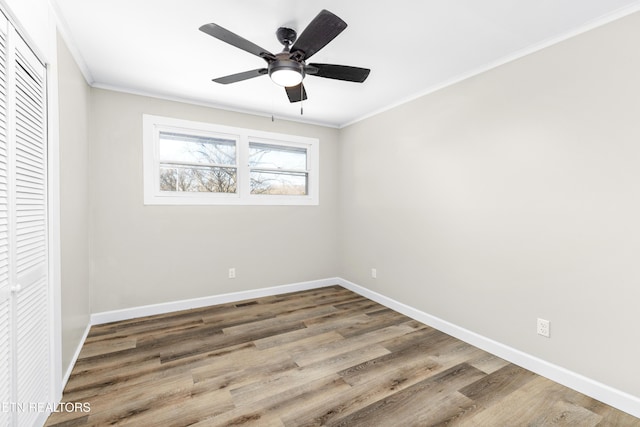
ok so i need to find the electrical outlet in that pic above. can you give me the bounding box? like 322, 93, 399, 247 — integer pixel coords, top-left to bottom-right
228, 268, 236, 279
537, 318, 550, 338
371, 268, 377, 279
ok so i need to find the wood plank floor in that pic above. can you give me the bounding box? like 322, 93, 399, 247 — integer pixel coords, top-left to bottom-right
46, 285, 640, 426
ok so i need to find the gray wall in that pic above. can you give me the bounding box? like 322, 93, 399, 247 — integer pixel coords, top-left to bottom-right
57, 33, 91, 371
89, 89, 340, 313
338, 11, 640, 397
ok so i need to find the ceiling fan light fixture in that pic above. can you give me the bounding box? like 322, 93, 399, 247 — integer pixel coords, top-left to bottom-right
269, 60, 304, 87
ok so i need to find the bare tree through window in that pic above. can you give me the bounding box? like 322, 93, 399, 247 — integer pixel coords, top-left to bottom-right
249, 142, 308, 195
159, 131, 237, 193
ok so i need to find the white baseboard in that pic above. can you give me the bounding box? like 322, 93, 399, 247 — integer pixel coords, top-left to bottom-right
337, 278, 640, 419
62, 322, 92, 389
77, 276, 639, 418
90, 277, 340, 325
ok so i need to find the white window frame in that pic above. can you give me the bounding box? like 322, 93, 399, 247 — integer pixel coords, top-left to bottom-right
143, 114, 319, 205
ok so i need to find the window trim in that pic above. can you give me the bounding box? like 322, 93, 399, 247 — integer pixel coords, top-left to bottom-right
143, 114, 319, 205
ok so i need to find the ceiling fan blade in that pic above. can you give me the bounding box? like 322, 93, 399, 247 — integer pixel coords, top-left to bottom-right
200, 23, 275, 60
285, 83, 307, 103
290, 10, 347, 60
306, 63, 370, 82
213, 68, 268, 84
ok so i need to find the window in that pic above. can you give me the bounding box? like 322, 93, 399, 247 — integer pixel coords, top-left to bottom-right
158, 131, 238, 194
249, 141, 308, 195
143, 115, 319, 205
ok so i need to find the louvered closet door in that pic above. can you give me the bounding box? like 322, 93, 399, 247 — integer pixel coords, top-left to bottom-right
0, 13, 11, 427
12, 32, 49, 427
0, 9, 49, 426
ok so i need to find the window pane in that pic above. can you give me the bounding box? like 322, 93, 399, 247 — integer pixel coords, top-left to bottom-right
249, 142, 306, 170
160, 165, 237, 193
160, 131, 236, 165
250, 170, 307, 195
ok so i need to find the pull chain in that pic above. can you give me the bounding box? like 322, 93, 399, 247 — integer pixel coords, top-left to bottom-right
271, 90, 275, 122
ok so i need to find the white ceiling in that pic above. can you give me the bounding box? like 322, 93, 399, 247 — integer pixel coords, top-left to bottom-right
52, 0, 640, 128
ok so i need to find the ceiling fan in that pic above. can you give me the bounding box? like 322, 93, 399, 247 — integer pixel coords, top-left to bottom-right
199, 9, 370, 103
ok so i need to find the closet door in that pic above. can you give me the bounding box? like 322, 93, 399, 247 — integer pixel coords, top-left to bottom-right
0, 8, 49, 426
12, 30, 49, 427
0, 12, 11, 427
